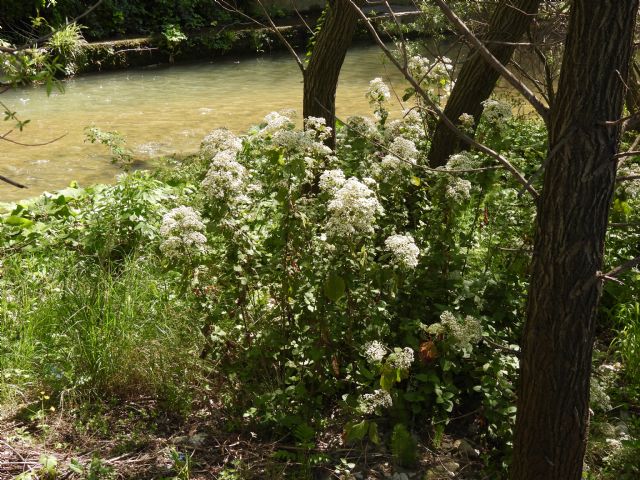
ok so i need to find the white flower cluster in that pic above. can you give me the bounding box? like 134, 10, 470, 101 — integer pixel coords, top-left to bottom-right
260, 111, 295, 136
458, 113, 475, 130
366, 77, 391, 105
381, 137, 418, 171
201, 150, 249, 205
272, 128, 332, 157
319, 169, 346, 195
445, 177, 472, 202
359, 389, 393, 414
363, 340, 387, 363
384, 110, 424, 143
481, 99, 512, 124
159, 206, 207, 259
304, 116, 332, 141
345, 115, 380, 140
590, 378, 612, 412
429, 311, 483, 352
408, 55, 453, 93
387, 347, 414, 370
446, 152, 475, 170
385, 234, 420, 269
200, 128, 242, 158
618, 163, 640, 198
326, 177, 383, 239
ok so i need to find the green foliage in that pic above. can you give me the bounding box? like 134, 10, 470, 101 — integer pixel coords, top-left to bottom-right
390, 423, 417, 467
46, 22, 87, 75
84, 126, 133, 168
0, 0, 243, 43
1, 71, 639, 479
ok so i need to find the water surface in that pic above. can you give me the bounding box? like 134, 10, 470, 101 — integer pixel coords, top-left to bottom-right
0, 45, 407, 202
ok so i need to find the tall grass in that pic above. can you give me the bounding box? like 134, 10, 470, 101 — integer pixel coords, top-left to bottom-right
615, 302, 640, 381
0, 253, 203, 411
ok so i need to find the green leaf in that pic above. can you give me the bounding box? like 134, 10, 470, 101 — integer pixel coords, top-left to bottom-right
410, 176, 421, 186
4, 216, 33, 227
380, 369, 396, 391
344, 420, 369, 443
368, 421, 380, 444
324, 273, 346, 301
402, 89, 415, 101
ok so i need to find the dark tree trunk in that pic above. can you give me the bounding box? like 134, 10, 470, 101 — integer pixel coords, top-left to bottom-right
303, 0, 361, 149
511, 1, 639, 479
428, 0, 542, 167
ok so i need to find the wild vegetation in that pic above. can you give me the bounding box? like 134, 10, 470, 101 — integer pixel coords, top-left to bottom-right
1, 1, 640, 479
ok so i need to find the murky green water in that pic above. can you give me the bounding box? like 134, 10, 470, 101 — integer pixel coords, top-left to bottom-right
0, 44, 407, 202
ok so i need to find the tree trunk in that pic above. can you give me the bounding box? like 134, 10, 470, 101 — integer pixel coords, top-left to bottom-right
303, 0, 361, 149
428, 0, 542, 167
511, 1, 639, 479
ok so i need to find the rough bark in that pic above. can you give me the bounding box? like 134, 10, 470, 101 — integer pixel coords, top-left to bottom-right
511, 1, 639, 479
428, 0, 542, 167
303, 0, 361, 149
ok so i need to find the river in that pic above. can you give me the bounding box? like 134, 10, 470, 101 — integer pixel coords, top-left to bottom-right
0, 44, 408, 203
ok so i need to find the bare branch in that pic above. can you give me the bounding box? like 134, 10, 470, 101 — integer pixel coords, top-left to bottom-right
349, 1, 539, 199
0, 175, 27, 189
255, 0, 305, 73
433, 0, 550, 123
600, 255, 640, 281
0, 132, 67, 147
617, 175, 640, 182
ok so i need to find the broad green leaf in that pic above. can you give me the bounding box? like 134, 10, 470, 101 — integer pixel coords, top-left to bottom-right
324, 273, 345, 301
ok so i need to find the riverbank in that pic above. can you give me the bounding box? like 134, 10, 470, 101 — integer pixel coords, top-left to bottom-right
79, 6, 421, 73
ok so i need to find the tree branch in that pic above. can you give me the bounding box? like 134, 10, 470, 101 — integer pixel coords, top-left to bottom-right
433, 0, 550, 123
600, 256, 640, 281
349, 1, 539, 199
0, 175, 27, 189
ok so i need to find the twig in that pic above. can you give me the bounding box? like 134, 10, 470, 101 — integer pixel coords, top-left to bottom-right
617, 175, 640, 182
255, 0, 304, 73
349, 1, 539, 199
599, 255, 640, 281
0, 175, 27, 188
433, 0, 550, 123
1, 132, 67, 147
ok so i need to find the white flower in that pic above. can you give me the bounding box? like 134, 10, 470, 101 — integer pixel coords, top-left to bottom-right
326, 177, 383, 239
201, 150, 248, 204
458, 113, 475, 129
618, 163, 640, 198
359, 389, 393, 414
260, 111, 295, 135
346, 115, 379, 139
319, 169, 346, 194
446, 152, 475, 170
436, 311, 483, 352
481, 99, 512, 124
385, 234, 420, 269
389, 137, 418, 164
366, 77, 391, 105
408, 56, 453, 92
159, 206, 207, 259
387, 347, 414, 370
201, 129, 242, 158
445, 177, 472, 202
305, 116, 332, 141
364, 340, 387, 363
